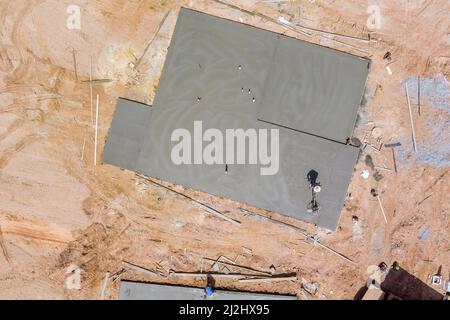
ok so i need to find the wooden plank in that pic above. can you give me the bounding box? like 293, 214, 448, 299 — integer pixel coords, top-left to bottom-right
418, 76, 421, 115
405, 83, 417, 152
81, 79, 112, 84
134, 10, 171, 69
81, 127, 87, 161
72, 48, 78, 81
99, 272, 110, 300
169, 271, 269, 279
376, 195, 388, 224
94, 94, 99, 166
392, 149, 398, 173
89, 56, 94, 126
203, 257, 272, 275
239, 276, 297, 282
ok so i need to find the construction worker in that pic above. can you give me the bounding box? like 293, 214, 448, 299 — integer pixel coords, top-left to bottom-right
205, 274, 215, 298
307, 170, 321, 214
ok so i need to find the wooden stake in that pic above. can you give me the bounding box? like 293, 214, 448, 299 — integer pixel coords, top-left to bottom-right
89, 56, 94, 126
376, 195, 388, 224
391, 149, 398, 173
72, 48, 78, 81
405, 83, 417, 152
99, 272, 110, 300
81, 127, 87, 161
418, 76, 421, 115
239, 276, 297, 282
94, 94, 99, 166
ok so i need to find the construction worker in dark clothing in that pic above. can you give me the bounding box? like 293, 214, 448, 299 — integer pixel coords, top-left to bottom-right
307, 170, 321, 214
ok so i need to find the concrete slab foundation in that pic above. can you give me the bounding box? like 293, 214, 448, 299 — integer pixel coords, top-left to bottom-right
103, 8, 368, 230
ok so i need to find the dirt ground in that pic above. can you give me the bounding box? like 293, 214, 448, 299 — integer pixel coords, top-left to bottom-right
0, 0, 448, 300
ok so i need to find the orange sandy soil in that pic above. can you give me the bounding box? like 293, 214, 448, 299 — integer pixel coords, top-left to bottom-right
0, 0, 448, 299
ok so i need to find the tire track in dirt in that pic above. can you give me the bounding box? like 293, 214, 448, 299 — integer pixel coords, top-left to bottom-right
0, 135, 38, 170
0, 209, 75, 245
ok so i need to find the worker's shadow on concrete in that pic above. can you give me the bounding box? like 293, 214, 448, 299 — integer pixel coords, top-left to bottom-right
307, 169, 318, 186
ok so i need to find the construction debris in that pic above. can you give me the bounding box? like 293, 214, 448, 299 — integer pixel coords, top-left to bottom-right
81, 79, 112, 84
432, 275, 442, 286
424, 170, 448, 193
99, 272, 110, 300
417, 193, 433, 206
110, 268, 126, 283
238, 276, 297, 283
211, 261, 220, 272
371, 189, 388, 224
122, 260, 164, 277
239, 207, 355, 265
301, 278, 318, 295
374, 166, 393, 172
405, 83, 418, 152
383, 51, 392, 60
269, 264, 276, 274
193, 202, 240, 225
134, 10, 171, 69
385, 142, 401, 173
364, 143, 382, 153
211, 0, 370, 54
238, 208, 307, 234
242, 246, 252, 254
386, 65, 393, 75
361, 170, 370, 179
306, 235, 356, 265
203, 257, 272, 276
137, 174, 241, 225
169, 271, 270, 279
